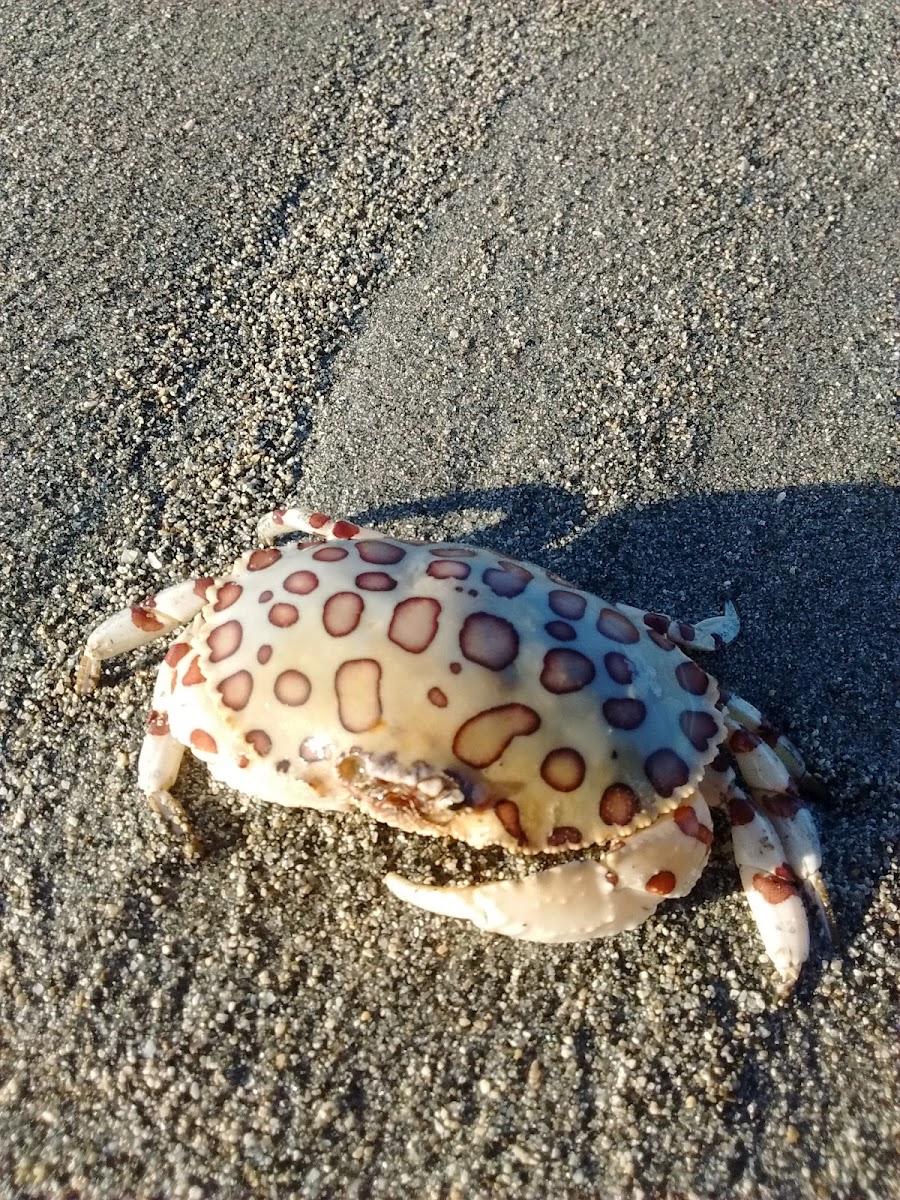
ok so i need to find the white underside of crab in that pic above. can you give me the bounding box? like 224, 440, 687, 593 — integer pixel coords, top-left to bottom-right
76, 507, 831, 989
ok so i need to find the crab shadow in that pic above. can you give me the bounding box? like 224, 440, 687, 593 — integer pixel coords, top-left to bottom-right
355, 478, 898, 979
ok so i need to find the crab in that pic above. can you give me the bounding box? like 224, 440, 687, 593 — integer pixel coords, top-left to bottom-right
76, 507, 830, 987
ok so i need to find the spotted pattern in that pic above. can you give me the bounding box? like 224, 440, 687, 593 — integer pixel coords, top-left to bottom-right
548, 590, 586, 620
131, 606, 164, 633
427, 560, 471, 581
599, 783, 638, 826
646, 870, 676, 895
752, 867, 798, 904
207, 620, 243, 663
147, 709, 170, 736
648, 631, 676, 651
357, 540, 406, 565
214, 582, 243, 611
603, 652, 634, 685
323, 592, 364, 637
495, 800, 527, 844
430, 547, 478, 559
603, 698, 646, 730
331, 521, 360, 539
540, 648, 595, 694
335, 659, 382, 733
389, 597, 441, 654
190, 729, 218, 754
545, 620, 577, 642
644, 748, 690, 797
248, 548, 281, 571
165, 642, 190, 668
257, 645, 273, 665
245, 730, 272, 757
596, 608, 640, 644
284, 570, 319, 595
729, 794, 756, 825
730, 728, 761, 755
540, 748, 586, 792
259, 590, 274, 603
356, 571, 397, 592
548, 825, 582, 846
274, 669, 311, 707
428, 687, 448, 708
483, 562, 533, 599
675, 661, 709, 695
673, 804, 714, 847
313, 546, 348, 562
268, 602, 299, 628
459, 613, 519, 671
182, 656, 206, 686
679, 710, 719, 752
217, 670, 254, 711
453, 704, 541, 768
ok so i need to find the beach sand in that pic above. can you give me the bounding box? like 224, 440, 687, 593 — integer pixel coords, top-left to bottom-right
1, 3, 897, 1196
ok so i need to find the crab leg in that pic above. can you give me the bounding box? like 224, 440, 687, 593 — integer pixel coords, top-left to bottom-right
724, 785, 811, 988
385, 797, 714, 944
75, 577, 214, 695
724, 691, 807, 781
136, 638, 200, 857
257, 507, 385, 544
615, 602, 740, 652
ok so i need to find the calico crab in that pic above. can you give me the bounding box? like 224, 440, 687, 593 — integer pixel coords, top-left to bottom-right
76, 507, 830, 987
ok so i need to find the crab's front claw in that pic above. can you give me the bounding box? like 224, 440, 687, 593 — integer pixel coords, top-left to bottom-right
384, 860, 664, 944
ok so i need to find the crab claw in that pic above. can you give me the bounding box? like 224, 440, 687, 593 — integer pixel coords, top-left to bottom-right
384, 861, 662, 943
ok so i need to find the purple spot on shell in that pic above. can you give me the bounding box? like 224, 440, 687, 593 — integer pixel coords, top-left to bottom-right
545, 620, 577, 642
645, 748, 690, 797
356, 540, 406, 565
459, 612, 519, 671
596, 608, 640, 644
603, 652, 634, 685
540, 648, 596, 694
680, 710, 720, 751
548, 590, 587, 621
603, 698, 647, 730
675, 661, 709, 695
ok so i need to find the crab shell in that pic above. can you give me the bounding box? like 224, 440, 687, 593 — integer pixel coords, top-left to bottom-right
162, 536, 725, 857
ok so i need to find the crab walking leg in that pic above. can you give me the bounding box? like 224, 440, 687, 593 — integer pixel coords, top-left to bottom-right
76, 577, 214, 695
726, 788, 811, 986
257, 507, 385, 544
726, 718, 832, 933
615, 602, 740, 652
136, 640, 199, 857
385, 797, 714, 944
724, 692, 807, 781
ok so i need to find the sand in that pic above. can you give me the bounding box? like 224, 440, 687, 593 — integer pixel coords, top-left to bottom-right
0, 2, 897, 1197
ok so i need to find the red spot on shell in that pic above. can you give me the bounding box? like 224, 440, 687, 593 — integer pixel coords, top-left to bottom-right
643, 612, 670, 634
483, 562, 533, 599
728, 794, 756, 826
648, 631, 676, 651
548, 825, 582, 846
453, 704, 541, 768
763, 791, 801, 819
495, 799, 527, 844
217, 670, 254, 711
430, 547, 478, 559
603, 698, 647, 730
752, 870, 798, 904
182, 656, 206, 686
673, 804, 714, 847
284, 570, 319, 595
257, 644, 273, 665
646, 870, 676, 895
596, 608, 640, 644
389, 596, 441, 653
603, 652, 634, 685
307, 512, 329, 528
274, 670, 311, 707
272, 509, 286, 525
130, 606, 164, 633
599, 784, 638, 826
427, 560, 471, 580
679, 710, 720, 751
356, 571, 397, 592
335, 659, 382, 733
356, 540, 406, 565
540, 748, 586, 792
214, 582, 243, 611
540, 648, 595, 694
675, 661, 709, 695
644, 748, 690, 797
678, 622, 695, 642
164, 642, 190, 668
245, 730, 272, 757
449, 662, 462, 674
459, 612, 519, 671
323, 592, 364, 637
332, 520, 361, 539
268, 602, 300, 628
147, 709, 170, 737
248, 548, 281, 571
548, 590, 587, 620
207, 619, 243, 663
730, 728, 761, 754
313, 546, 348, 562
194, 577, 215, 600
190, 729, 217, 754
258, 590, 274, 603
428, 687, 448, 708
